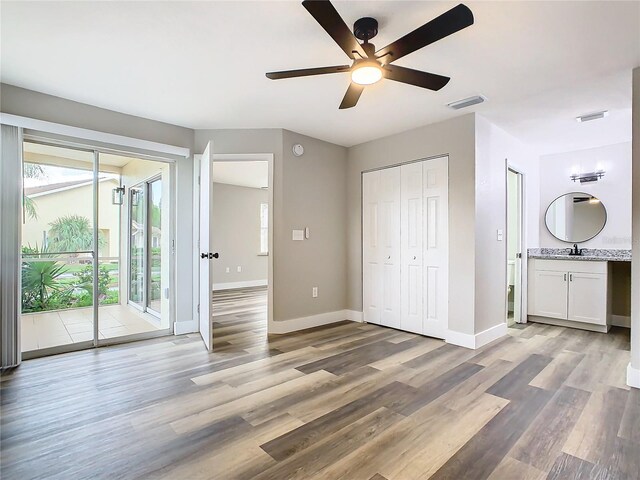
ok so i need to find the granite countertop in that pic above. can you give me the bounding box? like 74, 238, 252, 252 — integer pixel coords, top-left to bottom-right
528, 248, 632, 262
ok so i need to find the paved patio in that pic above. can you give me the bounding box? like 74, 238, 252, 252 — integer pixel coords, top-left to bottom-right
21, 304, 163, 352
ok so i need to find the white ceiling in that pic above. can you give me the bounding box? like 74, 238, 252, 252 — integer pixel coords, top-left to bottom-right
2, 1, 639, 154
212, 161, 268, 189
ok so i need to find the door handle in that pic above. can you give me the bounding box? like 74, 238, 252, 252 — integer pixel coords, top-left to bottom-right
212, 252, 219, 259
569, 273, 573, 282
564, 273, 567, 281
200, 252, 220, 259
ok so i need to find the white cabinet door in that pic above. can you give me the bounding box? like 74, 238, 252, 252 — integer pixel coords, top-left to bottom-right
568, 272, 607, 325
362, 170, 382, 325
379, 167, 401, 329
401, 162, 423, 334
531, 270, 567, 319
422, 156, 448, 339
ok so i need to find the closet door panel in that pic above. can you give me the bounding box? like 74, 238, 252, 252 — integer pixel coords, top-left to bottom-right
401, 162, 423, 334
423, 157, 448, 339
362, 171, 382, 325
380, 166, 401, 329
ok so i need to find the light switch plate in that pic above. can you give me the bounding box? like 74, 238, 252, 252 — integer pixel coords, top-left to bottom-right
312, 287, 318, 298
497, 229, 504, 241
305, 227, 310, 239
292, 229, 304, 241
237, 266, 242, 272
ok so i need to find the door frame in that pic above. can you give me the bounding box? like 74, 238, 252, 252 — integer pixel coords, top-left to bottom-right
505, 162, 527, 324
194, 152, 274, 346
20, 136, 177, 360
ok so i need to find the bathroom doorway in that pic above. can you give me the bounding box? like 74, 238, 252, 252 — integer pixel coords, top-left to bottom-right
507, 167, 524, 325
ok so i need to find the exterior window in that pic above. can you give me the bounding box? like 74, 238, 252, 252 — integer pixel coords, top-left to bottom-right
260, 202, 268, 254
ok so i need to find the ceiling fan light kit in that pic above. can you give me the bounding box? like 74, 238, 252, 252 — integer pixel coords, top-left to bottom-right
351, 60, 383, 85
266, 1, 474, 109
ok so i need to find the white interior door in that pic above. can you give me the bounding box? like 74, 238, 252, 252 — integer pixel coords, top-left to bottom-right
401, 162, 423, 334
423, 156, 448, 338
363, 170, 382, 325
380, 167, 401, 329
198, 142, 213, 351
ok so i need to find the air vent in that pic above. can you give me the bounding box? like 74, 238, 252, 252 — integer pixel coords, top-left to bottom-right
447, 95, 486, 110
576, 110, 608, 123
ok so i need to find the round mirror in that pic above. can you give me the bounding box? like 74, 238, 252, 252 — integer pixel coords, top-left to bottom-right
544, 192, 607, 243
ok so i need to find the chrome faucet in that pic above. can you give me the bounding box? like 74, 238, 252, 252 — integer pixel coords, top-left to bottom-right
568, 243, 583, 256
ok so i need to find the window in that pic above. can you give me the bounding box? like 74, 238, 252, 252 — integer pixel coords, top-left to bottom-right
260, 202, 268, 254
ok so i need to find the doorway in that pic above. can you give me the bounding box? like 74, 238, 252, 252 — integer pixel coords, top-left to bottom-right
20, 140, 174, 358
196, 147, 274, 351
506, 167, 524, 325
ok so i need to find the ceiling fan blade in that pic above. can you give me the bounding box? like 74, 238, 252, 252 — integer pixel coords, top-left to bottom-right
266, 65, 350, 80
375, 4, 474, 64
302, 0, 367, 60
383, 65, 450, 91
339, 83, 364, 109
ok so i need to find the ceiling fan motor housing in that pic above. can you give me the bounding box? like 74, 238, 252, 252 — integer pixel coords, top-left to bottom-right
354, 17, 378, 42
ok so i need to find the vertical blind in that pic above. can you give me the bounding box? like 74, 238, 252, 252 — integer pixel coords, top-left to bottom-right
1, 124, 22, 369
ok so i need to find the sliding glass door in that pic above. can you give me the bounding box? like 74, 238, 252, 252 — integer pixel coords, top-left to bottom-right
21, 140, 173, 358
127, 176, 164, 318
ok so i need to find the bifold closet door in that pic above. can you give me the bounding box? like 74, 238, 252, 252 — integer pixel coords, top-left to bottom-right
362, 170, 382, 325
423, 156, 449, 338
362, 167, 401, 328
401, 162, 423, 334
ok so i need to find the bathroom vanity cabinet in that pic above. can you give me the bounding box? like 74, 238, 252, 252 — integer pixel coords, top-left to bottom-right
528, 258, 610, 332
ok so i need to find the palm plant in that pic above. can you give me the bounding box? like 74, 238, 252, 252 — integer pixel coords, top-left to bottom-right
21, 245, 69, 312
48, 215, 104, 253
23, 195, 38, 220
23, 162, 45, 221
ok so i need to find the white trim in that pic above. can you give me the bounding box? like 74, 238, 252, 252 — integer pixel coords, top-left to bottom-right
611, 314, 631, 328
0, 113, 190, 158
446, 322, 508, 350
174, 319, 198, 335
28, 177, 114, 198
627, 363, 640, 389
269, 310, 354, 334
213, 279, 267, 291
346, 310, 364, 322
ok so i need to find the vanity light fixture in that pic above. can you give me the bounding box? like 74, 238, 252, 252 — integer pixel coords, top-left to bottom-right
570, 170, 605, 183
112, 186, 125, 205
576, 110, 608, 123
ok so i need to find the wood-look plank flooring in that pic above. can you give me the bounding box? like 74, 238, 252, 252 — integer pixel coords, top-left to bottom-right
1, 287, 637, 479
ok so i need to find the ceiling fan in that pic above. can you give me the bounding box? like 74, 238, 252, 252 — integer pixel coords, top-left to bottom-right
266, 1, 474, 109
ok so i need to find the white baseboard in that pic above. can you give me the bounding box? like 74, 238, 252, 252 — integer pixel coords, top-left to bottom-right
346, 310, 363, 322
213, 279, 267, 291
611, 315, 631, 328
174, 319, 198, 335
628, 363, 640, 389
446, 322, 507, 350
270, 309, 356, 334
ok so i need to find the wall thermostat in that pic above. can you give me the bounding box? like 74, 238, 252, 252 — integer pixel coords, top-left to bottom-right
292, 144, 304, 157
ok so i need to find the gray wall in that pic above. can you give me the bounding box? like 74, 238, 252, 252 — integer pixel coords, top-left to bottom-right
1, 83, 196, 329
211, 182, 268, 286
195, 128, 348, 322
347, 114, 477, 335
632, 66, 640, 373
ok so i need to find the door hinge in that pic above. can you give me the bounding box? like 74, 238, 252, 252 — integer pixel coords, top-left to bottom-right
516, 252, 522, 259
197, 304, 200, 314
198, 176, 201, 186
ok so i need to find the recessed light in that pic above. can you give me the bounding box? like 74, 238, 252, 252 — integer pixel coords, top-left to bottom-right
447, 95, 486, 110
576, 110, 609, 122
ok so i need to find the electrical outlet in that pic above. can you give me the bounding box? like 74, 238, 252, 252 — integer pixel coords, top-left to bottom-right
225, 267, 230, 273
237, 266, 242, 273
312, 287, 318, 298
